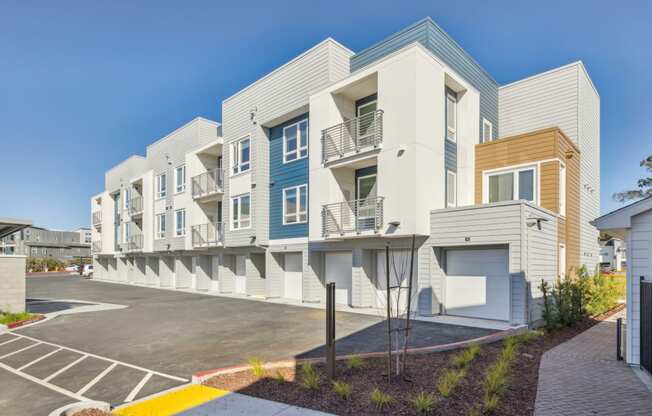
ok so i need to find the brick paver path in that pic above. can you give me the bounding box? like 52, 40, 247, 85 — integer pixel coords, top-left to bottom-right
535, 310, 652, 415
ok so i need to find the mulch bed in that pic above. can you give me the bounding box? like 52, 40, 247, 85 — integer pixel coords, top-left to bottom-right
205, 305, 624, 415
72, 410, 111, 416
5, 314, 44, 329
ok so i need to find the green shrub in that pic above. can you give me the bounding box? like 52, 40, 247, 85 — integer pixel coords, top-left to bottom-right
369, 387, 393, 410
483, 391, 500, 413
437, 368, 466, 397
332, 381, 352, 400
274, 370, 286, 384
484, 359, 509, 396
0, 312, 35, 325
301, 363, 320, 390
248, 357, 265, 378
347, 355, 365, 369
411, 391, 437, 413
452, 344, 481, 369
509, 330, 543, 345
466, 405, 482, 416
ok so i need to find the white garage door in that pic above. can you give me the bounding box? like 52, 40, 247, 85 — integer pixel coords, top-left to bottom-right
235, 255, 246, 294
445, 248, 510, 321
284, 253, 302, 300
325, 252, 352, 305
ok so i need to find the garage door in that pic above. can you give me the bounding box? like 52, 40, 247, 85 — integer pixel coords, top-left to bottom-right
235, 255, 246, 294
325, 252, 352, 305
445, 248, 510, 321
284, 253, 302, 300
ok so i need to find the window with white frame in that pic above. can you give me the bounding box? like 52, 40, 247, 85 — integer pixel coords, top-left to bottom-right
156, 173, 167, 199
175, 165, 186, 193
123, 222, 131, 243
231, 137, 251, 175
174, 209, 186, 237
124, 188, 131, 210
231, 193, 251, 230
446, 171, 457, 208
559, 162, 566, 216
283, 184, 307, 224
283, 119, 308, 163
446, 92, 457, 142
482, 118, 493, 143
155, 213, 166, 239
486, 166, 536, 204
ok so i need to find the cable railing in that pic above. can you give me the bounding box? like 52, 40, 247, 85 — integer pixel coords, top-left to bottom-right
191, 222, 224, 247
321, 109, 383, 164
321, 197, 384, 237
192, 168, 224, 199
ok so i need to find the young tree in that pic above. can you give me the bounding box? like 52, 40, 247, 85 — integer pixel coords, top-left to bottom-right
613, 155, 652, 202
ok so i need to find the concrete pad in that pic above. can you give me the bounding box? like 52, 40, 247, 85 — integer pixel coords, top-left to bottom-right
22, 349, 83, 379
134, 374, 186, 401
49, 356, 113, 393
83, 364, 147, 404
277, 406, 335, 416
0, 342, 57, 369
176, 392, 291, 416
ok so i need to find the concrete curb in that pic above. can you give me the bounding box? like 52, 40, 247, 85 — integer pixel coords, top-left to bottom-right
0, 323, 7, 334
48, 400, 110, 416
6, 314, 45, 329
192, 325, 526, 383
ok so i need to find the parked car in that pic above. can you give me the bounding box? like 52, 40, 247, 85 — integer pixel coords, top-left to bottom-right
65, 265, 79, 272
82, 264, 93, 278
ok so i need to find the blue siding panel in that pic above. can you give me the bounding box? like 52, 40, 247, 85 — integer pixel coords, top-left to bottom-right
350, 17, 499, 141
269, 113, 309, 240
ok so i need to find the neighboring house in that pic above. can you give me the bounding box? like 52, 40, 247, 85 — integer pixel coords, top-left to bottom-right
91, 17, 601, 326
593, 197, 652, 373
599, 237, 627, 272
0, 226, 91, 259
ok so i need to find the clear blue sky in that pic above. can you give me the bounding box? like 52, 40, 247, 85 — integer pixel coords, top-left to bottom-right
1, 0, 650, 230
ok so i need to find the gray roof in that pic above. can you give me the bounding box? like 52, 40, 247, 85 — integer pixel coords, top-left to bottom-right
0, 217, 32, 239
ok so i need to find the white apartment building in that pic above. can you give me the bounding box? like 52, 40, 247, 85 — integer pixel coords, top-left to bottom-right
92, 18, 601, 326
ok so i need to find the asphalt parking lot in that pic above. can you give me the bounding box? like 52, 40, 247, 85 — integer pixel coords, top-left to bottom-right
0, 275, 496, 415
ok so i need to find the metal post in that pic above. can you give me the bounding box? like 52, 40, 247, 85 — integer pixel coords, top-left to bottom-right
385, 243, 392, 382
401, 234, 416, 376
616, 317, 623, 361
326, 282, 336, 379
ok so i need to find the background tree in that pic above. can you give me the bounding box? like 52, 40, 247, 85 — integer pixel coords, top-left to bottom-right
613, 155, 652, 202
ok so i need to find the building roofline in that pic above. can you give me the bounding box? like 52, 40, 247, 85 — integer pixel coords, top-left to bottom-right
500, 61, 599, 98
477, 126, 581, 155
146, 117, 220, 152
222, 38, 354, 105
106, 154, 146, 174
592, 196, 652, 225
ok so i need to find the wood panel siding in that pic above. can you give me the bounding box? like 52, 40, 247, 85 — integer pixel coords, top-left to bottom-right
474, 127, 580, 274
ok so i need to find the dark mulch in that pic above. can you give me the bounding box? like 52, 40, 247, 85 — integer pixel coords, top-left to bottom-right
205, 306, 624, 416
72, 409, 111, 416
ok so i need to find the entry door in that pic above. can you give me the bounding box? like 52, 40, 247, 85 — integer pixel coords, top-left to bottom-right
235, 255, 246, 294
357, 174, 377, 230
357, 100, 377, 144
325, 252, 353, 305
376, 250, 416, 313
284, 253, 302, 300
445, 248, 510, 321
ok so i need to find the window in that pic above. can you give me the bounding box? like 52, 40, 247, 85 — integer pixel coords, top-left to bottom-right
124, 188, 130, 210
487, 167, 536, 203
124, 222, 131, 243
175, 165, 186, 193
559, 162, 566, 216
446, 171, 457, 208
156, 173, 167, 199
155, 213, 166, 239
446, 92, 457, 142
283, 119, 308, 163
231, 193, 251, 230
175, 209, 186, 237
231, 137, 251, 175
283, 185, 308, 224
482, 118, 493, 143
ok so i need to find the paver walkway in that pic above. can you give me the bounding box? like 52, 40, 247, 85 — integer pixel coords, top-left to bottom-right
535, 310, 652, 415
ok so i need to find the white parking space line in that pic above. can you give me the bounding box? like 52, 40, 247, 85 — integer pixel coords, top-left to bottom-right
0, 342, 41, 360
0, 336, 20, 347
43, 354, 88, 382
18, 347, 62, 371
0, 361, 86, 401
76, 362, 117, 396
125, 371, 153, 402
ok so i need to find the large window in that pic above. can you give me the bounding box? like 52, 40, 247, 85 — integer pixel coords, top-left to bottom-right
155, 213, 166, 239
231, 193, 251, 230
283, 119, 308, 163
559, 162, 566, 216
175, 209, 186, 237
231, 137, 251, 175
156, 173, 167, 199
487, 166, 536, 204
283, 185, 307, 224
446, 92, 457, 142
175, 165, 186, 193
446, 170, 457, 208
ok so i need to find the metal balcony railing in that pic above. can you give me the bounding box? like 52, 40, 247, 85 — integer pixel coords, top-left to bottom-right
321, 109, 383, 164
321, 197, 384, 237
123, 234, 144, 252
128, 196, 143, 216
92, 240, 102, 253
192, 168, 224, 199
191, 222, 224, 247
92, 211, 102, 225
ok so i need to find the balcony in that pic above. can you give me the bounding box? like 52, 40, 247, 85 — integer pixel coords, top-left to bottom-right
92, 211, 102, 228
128, 196, 143, 217
321, 197, 384, 237
191, 222, 223, 248
321, 109, 383, 165
92, 240, 102, 253
192, 168, 224, 201
123, 234, 144, 252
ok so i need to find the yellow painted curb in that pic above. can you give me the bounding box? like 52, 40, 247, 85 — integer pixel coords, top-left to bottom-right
114, 385, 229, 416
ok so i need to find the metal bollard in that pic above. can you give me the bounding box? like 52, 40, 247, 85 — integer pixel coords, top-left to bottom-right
616, 318, 623, 361
326, 282, 336, 379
